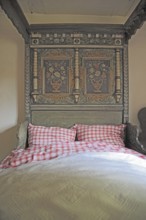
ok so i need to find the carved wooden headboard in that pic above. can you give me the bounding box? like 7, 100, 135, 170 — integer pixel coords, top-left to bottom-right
25, 24, 129, 127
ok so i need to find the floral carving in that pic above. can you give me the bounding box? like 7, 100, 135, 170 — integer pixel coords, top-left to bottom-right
44, 60, 69, 93
86, 60, 109, 93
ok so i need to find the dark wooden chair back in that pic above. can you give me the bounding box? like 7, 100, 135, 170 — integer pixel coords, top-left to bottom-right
138, 107, 146, 148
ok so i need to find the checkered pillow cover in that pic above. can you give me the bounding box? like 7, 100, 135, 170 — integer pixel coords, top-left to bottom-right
28, 123, 76, 147
73, 124, 126, 147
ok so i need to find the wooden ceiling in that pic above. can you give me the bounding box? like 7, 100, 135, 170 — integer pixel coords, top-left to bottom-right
17, 0, 141, 24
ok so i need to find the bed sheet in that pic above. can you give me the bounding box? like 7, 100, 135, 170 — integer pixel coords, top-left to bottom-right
0, 140, 146, 169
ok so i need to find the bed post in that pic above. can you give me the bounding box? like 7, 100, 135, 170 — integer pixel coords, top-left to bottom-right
25, 43, 31, 122
123, 43, 129, 123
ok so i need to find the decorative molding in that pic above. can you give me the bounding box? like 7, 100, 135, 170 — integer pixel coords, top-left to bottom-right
30, 104, 123, 111
124, 0, 146, 40
0, 0, 30, 43
30, 26, 125, 47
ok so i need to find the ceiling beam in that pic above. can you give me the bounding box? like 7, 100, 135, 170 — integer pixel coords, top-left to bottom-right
124, 0, 146, 40
0, 0, 30, 43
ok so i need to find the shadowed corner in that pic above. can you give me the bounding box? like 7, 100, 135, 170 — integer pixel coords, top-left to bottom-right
0, 125, 18, 162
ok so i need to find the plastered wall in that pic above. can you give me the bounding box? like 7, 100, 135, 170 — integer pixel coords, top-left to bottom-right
129, 22, 146, 125
0, 12, 25, 161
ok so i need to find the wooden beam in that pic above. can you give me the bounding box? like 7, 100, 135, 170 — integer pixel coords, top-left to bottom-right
30, 23, 124, 33
0, 0, 30, 43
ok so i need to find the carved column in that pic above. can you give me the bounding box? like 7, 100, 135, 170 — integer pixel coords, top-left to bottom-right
115, 49, 121, 103
32, 48, 39, 102
73, 48, 80, 103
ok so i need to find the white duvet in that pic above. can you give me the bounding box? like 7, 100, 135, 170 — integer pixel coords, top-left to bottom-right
0, 152, 146, 220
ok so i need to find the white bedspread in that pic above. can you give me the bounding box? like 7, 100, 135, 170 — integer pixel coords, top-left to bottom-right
0, 152, 146, 220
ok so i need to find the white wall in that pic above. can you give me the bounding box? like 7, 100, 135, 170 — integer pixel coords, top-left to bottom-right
0, 11, 25, 161
129, 22, 146, 125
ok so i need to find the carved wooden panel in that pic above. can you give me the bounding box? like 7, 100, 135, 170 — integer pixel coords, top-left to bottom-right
30, 47, 123, 105
32, 110, 123, 127
26, 26, 129, 123
31, 48, 75, 104
79, 48, 118, 104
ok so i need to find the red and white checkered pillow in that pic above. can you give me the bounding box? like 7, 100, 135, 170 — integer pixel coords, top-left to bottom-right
28, 123, 76, 147
73, 124, 126, 147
